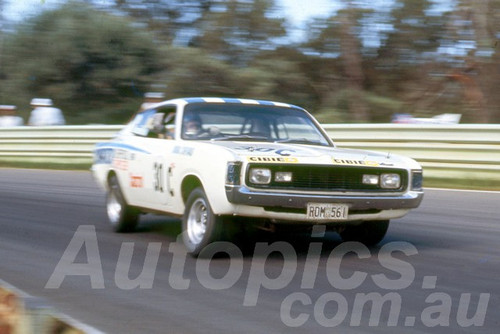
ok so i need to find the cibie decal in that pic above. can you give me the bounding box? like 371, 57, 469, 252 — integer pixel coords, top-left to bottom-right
247, 156, 299, 163
332, 158, 379, 167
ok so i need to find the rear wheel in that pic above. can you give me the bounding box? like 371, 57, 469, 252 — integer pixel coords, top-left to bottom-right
339, 220, 390, 246
106, 175, 139, 232
182, 187, 225, 257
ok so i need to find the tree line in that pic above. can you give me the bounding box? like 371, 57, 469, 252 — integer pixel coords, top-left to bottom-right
0, 0, 498, 124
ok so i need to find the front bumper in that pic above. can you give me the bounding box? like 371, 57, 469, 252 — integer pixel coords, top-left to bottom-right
225, 185, 424, 211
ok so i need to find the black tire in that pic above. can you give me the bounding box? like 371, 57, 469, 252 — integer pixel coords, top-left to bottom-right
106, 175, 139, 233
339, 220, 390, 246
182, 187, 225, 257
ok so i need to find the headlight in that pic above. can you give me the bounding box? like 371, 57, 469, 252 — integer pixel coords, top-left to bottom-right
275, 171, 293, 182
380, 173, 401, 189
362, 174, 379, 185
249, 168, 271, 184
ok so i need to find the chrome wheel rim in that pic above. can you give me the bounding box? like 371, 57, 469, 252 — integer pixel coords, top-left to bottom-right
107, 191, 122, 226
186, 198, 208, 246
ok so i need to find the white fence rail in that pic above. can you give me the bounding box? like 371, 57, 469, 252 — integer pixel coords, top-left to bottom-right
325, 124, 500, 182
1, 124, 499, 182
0, 125, 122, 164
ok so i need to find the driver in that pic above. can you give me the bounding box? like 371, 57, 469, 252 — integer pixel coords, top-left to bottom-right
183, 113, 207, 138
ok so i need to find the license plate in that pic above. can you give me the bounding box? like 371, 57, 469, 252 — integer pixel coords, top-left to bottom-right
306, 203, 349, 220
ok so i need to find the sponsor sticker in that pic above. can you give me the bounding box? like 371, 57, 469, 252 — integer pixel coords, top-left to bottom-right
235, 147, 296, 156
173, 146, 194, 156
112, 159, 129, 171
332, 158, 379, 166
247, 156, 299, 163
130, 175, 144, 188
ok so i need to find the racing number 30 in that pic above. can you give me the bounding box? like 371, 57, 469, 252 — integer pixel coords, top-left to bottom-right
153, 162, 164, 193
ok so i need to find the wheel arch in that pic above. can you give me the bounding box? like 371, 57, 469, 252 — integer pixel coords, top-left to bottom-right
181, 174, 204, 204
106, 169, 117, 183
105, 169, 120, 191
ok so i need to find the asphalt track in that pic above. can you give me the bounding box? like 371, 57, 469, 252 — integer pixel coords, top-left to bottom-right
0, 168, 498, 334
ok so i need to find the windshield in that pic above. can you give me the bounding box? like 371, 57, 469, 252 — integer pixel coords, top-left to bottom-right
181, 103, 331, 146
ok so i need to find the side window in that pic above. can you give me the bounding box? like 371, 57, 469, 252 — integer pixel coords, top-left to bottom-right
158, 106, 176, 139
131, 109, 157, 137
131, 106, 176, 139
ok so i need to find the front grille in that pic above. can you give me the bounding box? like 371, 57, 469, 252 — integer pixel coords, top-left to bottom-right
246, 164, 408, 192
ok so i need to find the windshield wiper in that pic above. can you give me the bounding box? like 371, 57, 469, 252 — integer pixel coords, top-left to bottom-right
274, 138, 321, 145
211, 135, 269, 142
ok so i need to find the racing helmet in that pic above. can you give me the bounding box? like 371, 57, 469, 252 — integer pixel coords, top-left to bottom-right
183, 113, 203, 136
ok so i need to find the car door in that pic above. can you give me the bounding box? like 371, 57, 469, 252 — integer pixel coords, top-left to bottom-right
127, 105, 177, 210
148, 105, 177, 208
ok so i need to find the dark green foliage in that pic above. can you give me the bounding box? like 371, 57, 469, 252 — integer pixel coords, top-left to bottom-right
1, 2, 161, 123
0, 0, 498, 124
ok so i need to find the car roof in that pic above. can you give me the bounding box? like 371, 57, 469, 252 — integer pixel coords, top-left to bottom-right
156, 97, 305, 111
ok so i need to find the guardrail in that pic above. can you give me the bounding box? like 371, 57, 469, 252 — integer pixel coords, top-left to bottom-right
325, 124, 500, 183
0, 125, 122, 164
1, 124, 500, 183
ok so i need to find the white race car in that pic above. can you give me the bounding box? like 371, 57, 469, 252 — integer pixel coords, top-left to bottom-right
92, 97, 424, 256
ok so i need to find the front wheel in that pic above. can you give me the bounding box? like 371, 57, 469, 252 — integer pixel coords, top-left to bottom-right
182, 187, 224, 257
339, 220, 390, 246
106, 175, 139, 233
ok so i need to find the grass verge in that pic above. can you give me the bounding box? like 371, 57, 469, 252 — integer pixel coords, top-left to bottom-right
423, 178, 500, 191
0, 161, 91, 171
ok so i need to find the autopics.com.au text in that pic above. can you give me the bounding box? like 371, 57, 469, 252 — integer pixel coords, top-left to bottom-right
45, 225, 490, 328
